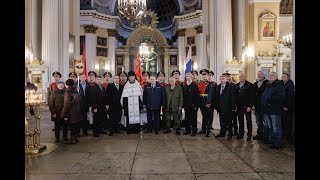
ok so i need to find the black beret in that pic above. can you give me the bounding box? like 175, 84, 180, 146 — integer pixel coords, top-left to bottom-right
222, 73, 231, 76
119, 71, 128, 77
52, 71, 62, 78
208, 70, 214, 76
157, 71, 165, 77
191, 70, 198, 75
65, 79, 75, 86
127, 71, 136, 78
88, 71, 97, 77
142, 71, 150, 77
68, 72, 77, 78
103, 72, 112, 78
171, 69, 180, 76
200, 69, 209, 74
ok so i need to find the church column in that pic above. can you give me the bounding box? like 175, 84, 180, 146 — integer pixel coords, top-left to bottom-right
124, 46, 130, 73
107, 29, 118, 76
42, 0, 59, 83
84, 25, 98, 73
195, 25, 206, 70
208, 0, 217, 80
232, 0, 245, 61
31, 0, 42, 60
216, 0, 233, 78
290, 0, 295, 83
177, 29, 186, 80
58, 0, 70, 81
164, 49, 170, 83
74, 0, 81, 59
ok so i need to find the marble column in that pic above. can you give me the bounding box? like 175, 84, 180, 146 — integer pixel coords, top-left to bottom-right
195, 25, 206, 70
290, 0, 295, 83
209, 0, 233, 82
84, 25, 98, 73
74, 0, 81, 59
164, 49, 170, 83
177, 29, 186, 80
124, 46, 130, 73
42, 0, 59, 83
107, 29, 118, 77
232, 0, 245, 61
31, 0, 42, 60
58, 0, 70, 81
216, 0, 233, 78
208, 0, 217, 80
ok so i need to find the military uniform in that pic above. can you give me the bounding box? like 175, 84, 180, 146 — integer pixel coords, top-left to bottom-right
198, 69, 214, 136
47, 71, 61, 104
171, 70, 183, 87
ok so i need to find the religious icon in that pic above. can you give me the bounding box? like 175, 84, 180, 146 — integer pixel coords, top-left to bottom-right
259, 11, 276, 41
74, 59, 84, 75
170, 55, 177, 65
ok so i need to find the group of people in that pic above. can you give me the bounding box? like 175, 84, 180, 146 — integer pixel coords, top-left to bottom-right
45, 68, 294, 149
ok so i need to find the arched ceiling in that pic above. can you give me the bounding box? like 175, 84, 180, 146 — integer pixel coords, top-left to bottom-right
81, 0, 201, 29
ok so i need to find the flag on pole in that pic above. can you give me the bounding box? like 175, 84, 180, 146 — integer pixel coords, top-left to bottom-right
82, 47, 88, 80
135, 48, 144, 89
185, 45, 192, 78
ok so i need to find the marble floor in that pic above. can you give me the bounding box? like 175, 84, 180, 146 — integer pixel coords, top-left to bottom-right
25, 106, 295, 180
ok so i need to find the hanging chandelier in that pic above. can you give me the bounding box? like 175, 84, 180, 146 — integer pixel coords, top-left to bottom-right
282, 33, 292, 49
118, 0, 147, 23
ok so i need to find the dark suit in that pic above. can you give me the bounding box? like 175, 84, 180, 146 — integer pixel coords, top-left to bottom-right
183, 82, 200, 133
198, 81, 214, 132
105, 83, 123, 133
78, 80, 91, 134
253, 79, 269, 136
227, 82, 238, 135
234, 81, 254, 137
281, 80, 295, 141
214, 83, 236, 137
90, 83, 106, 135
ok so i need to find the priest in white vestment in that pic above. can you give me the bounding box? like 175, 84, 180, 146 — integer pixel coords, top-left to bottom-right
120, 71, 144, 134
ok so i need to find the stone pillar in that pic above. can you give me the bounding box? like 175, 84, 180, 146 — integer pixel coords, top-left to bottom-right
164, 49, 170, 83
84, 25, 98, 73
58, 0, 70, 81
232, 0, 245, 61
124, 46, 130, 73
31, 0, 42, 59
290, 0, 295, 83
195, 25, 206, 70
209, 0, 233, 82
74, 0, 81, 59
216, 0, 233, 78
107, 29, 118, 77
42, 0, 59, 83
208, 0, 217, 80
177, 29, 186, 80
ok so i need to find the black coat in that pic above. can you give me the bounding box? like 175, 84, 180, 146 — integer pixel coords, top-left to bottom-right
143, 82, 166, 110
253, 79, 269, 112
182, 82, 200, 109
283, 80, 295, 110
61, 87, 83, 123
214, 83, 236, 114
78, 81, 91, 113
261, 80, 285, 115
105, 83, 124, 112
90, 83, 106, 110
234, 81, 254, 109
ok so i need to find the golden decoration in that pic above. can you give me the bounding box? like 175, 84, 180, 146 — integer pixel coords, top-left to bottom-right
84, 25, 98, 34
195, 25, 203, 34
176, 29, 186, 37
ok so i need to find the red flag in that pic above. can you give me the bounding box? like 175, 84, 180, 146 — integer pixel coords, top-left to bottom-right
82, 47, 88, 80
135, 48, 144, 89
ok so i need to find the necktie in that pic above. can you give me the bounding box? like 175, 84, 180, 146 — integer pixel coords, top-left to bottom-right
220, 86, 224, 95
116, 84, 119, 90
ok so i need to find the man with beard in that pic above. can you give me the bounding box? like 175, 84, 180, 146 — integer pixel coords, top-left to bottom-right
183, 73, 200, 136
105, 75, 123, 136
121, 71, 144, 134
119, 71, 128, 86
49, 81, 68, 142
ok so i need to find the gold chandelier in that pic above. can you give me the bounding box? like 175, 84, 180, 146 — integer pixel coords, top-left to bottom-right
118, 0, 147, 23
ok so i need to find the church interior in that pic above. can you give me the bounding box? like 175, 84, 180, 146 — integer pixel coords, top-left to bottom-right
25, 0, 295, 179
